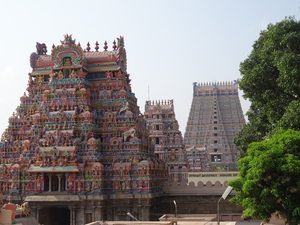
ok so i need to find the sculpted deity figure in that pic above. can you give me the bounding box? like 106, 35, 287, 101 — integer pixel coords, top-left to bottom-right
70, 70, 77, 78
123, 128, 135, 142
57, 71, 64, 80
77, 182, 82, 192
63, 57, 72, 67
119, 101, 129, 115
36, 176, 42, 190
67, 174, 76, 191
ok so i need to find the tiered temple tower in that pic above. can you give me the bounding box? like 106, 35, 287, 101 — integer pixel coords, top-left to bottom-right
144, 100, 188, 183
184, 81, 245, 171
0, 35, 166, 224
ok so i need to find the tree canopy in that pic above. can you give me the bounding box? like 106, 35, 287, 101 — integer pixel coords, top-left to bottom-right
229, 129, 300, 225
232, 17, 300, 224
236, 17, 300, 156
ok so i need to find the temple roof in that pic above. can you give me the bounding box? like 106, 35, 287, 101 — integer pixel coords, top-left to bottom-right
30, 34, 127, 75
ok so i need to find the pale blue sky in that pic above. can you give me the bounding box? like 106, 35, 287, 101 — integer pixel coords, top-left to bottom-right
0, 1, 299, 135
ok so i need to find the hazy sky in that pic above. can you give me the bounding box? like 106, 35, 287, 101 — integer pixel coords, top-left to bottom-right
0, 1, 299, 135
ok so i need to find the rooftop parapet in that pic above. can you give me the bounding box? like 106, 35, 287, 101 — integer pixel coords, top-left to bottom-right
194, 80, 237, 86
145, 100, 175, 113
145, 100, 174, 106
193, 80, 239, 90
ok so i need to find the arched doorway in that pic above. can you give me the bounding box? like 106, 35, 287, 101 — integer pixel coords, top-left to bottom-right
39, 206, 70, 225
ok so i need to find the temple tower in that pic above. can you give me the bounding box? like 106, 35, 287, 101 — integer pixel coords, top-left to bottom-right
0, 35, 166, 224
144, 100, 188, 182
184, 81, 245, 171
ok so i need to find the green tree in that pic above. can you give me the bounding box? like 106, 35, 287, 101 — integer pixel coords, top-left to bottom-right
236, 17, 300, 156
229, 129, 300, 225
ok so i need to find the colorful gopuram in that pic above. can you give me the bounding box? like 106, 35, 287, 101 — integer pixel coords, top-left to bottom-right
144, 100, 188, 183
0, 35, 167, 224
183, 81, 245, 171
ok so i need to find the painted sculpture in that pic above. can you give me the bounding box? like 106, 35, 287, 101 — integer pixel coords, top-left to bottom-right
0, 34, 167, 196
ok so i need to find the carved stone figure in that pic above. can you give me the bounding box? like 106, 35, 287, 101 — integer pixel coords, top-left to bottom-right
123, 128, 135, 142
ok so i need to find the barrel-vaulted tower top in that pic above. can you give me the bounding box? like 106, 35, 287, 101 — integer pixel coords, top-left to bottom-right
30, 34, 127, 75
51, 34, 85, 69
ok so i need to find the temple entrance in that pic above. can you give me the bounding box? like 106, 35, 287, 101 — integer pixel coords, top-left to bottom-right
39, 206, 70, 225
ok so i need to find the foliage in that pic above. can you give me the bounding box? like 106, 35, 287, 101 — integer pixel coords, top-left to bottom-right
275, 100, 300, 131
236, 17, 300, 156
229, 129, 300, 225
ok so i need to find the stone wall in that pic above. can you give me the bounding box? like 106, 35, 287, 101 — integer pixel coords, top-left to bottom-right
159, 181, 243, 218
187, 171, 238, 184
158, 195, 243, 216
163, 181, 230, 195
